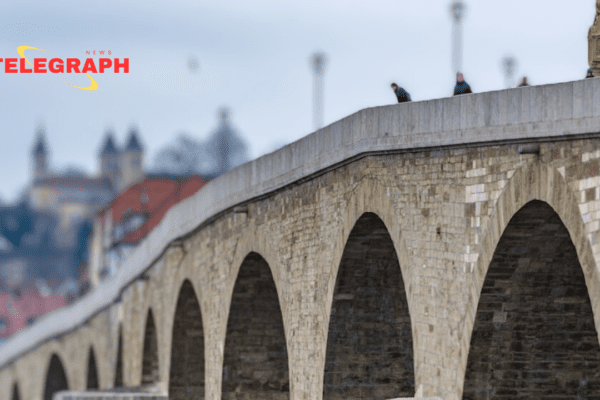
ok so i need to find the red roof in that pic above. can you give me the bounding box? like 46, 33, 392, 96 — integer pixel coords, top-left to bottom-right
100, 175, 207, 244
0, 286, 66, 337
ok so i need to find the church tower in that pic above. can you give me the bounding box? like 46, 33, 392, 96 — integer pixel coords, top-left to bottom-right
119, 126, 145, 192
207, 107, 248, 177
31, 126, 48, 181
589, 0, 600, 76
99, 130, 120, 191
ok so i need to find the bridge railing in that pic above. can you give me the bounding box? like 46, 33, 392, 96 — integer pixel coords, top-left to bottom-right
2, 78, 600, 369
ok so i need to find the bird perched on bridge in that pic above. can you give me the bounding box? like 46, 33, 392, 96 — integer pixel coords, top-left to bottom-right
391, 82, 412, 103
453, 72, 472, 95
586, 68, 595, 78
518, 77, 529, 87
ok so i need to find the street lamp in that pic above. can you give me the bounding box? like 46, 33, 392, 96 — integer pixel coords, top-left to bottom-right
310, 52, 327, 131
449, 1, 467, 79
501, 56, 517, 88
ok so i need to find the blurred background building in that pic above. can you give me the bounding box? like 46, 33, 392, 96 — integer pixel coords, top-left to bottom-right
28, 124, 145, 221
0, 124, 146, 341
89, 174, 207, 286
0, 106, 248, 341
90, 107, 248, 285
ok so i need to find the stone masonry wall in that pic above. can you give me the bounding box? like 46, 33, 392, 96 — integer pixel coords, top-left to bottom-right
44, 355, 68, 400
323, 212, 413, 399
114, 332, 124, 388
221, 253, 289, 400
4, 136, 600, 400
11, 384, 19, 400
141, 311, 159, 386
87, 349, 99, 389
463, 200, 600, 398
169, 280, 205, 399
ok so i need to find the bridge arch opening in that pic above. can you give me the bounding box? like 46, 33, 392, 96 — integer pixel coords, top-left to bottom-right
11, 383, 20, 400
221, 252, 289, 399
142, 308, 159, 385
86, 347, 99, 389
169, 279, 205, 399
324, 212, 414, 399
43, 354, 68, 400
463, 200, 600, 398
114, 326, 124, 388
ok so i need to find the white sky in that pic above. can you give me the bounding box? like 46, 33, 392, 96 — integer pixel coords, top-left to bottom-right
0, 0, 595, 201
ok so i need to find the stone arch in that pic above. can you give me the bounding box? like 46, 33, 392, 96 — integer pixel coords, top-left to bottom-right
221, 252, 289, 399
11, 383, 20, 400
114, 326, 124, 388
323, 173, 414, 324
459, 162, 600, 397
43, 354, 69, 400
141, 308, 159, 385
463, 200, 600, 397
169, 279, 205, 399
323, 212, 414, 399
86, 346, 99, 389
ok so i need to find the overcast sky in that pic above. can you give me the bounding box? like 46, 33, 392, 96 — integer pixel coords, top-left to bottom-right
0, 0, 595, 202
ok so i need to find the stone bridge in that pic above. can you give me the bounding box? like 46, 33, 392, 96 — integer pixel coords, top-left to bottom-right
3, 78, 600, 400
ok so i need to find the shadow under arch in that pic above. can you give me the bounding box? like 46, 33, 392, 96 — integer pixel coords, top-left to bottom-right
11, 383, 20, 400
114, 325, 124, 388
463, 199, 600, 398
43, 354, 68, 400
221, 252, 289, 399
86, 346, 99, 389
169, 279, 205, 399
141, 308, 159, 385
323, 212, 414, 399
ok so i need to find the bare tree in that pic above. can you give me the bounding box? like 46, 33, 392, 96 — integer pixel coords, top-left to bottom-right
153, 107, 249, 177
153, 133, 210, 175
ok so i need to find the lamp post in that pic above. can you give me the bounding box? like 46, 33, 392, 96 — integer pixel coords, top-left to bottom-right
449, 1, 467, 80
501, 56, 517, 88
310, 52, 327, 131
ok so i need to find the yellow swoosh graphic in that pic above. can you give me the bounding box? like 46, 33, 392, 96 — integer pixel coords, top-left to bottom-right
16, 45, 99, 91
16, 45, 48, 67
62, 73, 98, 91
